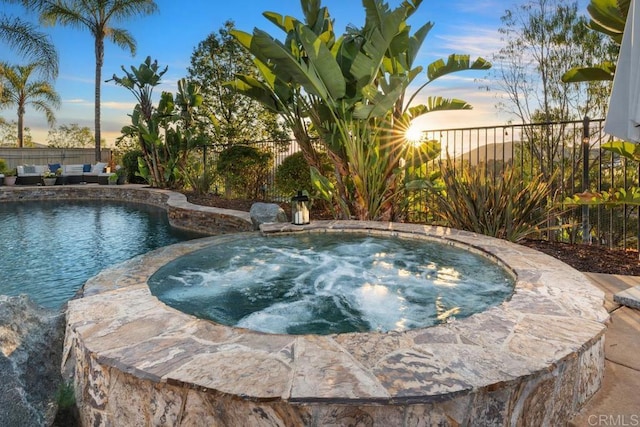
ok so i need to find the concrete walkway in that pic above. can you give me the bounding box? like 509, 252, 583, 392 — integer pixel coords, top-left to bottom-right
569, 273, 640, 426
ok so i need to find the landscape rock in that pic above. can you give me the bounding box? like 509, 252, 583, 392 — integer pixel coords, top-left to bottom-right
249, 202, 288, 230
0, 295, 65, 426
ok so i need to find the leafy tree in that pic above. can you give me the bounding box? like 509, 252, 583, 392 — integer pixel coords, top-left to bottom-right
0, 14, 58, 80
19, 0, 158, 161
0, 118, 32, 146
187, 20, 288, 146
229, 0, 489, 221
490, 0, 613, 123
0, 61, 60, 147
47, 123, 93, 148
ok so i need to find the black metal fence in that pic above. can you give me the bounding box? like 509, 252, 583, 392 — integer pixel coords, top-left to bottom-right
423, 118, 639, 250
202, 118, 639, 250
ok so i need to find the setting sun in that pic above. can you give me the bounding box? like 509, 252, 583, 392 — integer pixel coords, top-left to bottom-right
405, 123, 424, 144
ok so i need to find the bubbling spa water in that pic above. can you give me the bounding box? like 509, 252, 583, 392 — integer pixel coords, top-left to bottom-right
149, 233, 514, 335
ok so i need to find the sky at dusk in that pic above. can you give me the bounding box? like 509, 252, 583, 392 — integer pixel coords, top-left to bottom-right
0, 0, 591, 146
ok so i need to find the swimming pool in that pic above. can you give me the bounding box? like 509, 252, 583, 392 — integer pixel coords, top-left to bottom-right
0, 200, 203, 308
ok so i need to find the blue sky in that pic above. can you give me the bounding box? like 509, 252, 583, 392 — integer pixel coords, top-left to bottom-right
0, 0, 588, 145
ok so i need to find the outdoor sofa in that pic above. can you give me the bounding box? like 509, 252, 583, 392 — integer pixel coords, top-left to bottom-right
16, 162, 111, 185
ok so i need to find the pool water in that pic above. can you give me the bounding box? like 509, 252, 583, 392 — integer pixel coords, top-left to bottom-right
149, 233, 515, 335
0, 200, 202, 308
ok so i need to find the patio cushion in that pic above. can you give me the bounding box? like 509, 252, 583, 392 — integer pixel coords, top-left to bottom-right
83, 164, 91, 172
48, 163, 61, 173
23, 165, 36, 174
64, 164, 84, 174
90, 162, 107, 174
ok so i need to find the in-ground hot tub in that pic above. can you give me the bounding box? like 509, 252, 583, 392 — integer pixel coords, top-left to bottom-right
63, 221, 608, 426
148, 232, 515, 335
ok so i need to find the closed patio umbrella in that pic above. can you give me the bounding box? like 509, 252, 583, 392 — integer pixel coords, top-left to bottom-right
605, 0, 640, 142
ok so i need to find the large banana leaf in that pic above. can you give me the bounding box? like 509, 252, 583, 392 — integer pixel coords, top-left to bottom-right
354, 70, 419, 119
411, 97, 473, 116
427, 54, 491, 81
587, 0, 628, 43
298, 25, 346, 101
262, 12, 300, 33
602, 140, 640, 161
407, 22, 433, 69
561, 62, 616, 82
224, 75, 281, 113
249, 28, 330, 99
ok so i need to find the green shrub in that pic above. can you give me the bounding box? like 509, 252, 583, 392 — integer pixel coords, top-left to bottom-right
275, 151, 335, 198
0, 158, 7, 174
434, 161, 555, 242
183, 154, 221, 195
217, 145, 273, 199
121, 149, 147, 184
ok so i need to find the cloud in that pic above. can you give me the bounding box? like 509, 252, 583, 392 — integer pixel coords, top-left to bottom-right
101, 101, 137, 111
433, 29, 505, 58
451, 0, 506, 15
64, 98, 89, 104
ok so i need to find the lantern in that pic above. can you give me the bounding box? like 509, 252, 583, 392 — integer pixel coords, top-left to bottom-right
291, 191, 310, 225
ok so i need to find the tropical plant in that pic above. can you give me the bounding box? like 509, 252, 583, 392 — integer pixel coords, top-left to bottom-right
562, 0, 628, 83
19, 0, 159, 161
434, 160, 557, 242
0, 15, 58, 80
110, 57, 210, 189
564, 140, 640, 206
229, 0, 490, 220
0, 61, 60, 147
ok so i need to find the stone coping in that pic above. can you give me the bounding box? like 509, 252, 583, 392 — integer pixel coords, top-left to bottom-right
0, 184, 252, 234
65, 221, 608, 410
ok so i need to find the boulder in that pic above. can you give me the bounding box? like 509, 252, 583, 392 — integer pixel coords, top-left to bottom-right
249, 202, 288, 230
0, 295, 65, 426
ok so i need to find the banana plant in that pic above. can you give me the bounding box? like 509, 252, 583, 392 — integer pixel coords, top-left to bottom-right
562, 0, 628, 83
227, 0, 490, 220
565, 139, 640, 207
110, 57, 210, 189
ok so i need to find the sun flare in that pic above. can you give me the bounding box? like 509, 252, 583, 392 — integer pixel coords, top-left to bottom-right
405, 123, 424, 145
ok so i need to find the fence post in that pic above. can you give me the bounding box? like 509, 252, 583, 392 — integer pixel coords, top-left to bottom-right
582, 116, 592, 244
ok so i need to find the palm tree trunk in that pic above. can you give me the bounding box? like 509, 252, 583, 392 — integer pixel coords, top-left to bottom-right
17, 108, 24, 148
94, 37, 103, 161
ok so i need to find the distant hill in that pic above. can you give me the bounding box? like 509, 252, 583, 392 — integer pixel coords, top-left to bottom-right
452, 141, 516, 165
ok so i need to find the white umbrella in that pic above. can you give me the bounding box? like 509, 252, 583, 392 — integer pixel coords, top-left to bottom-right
605, 0, 640, 142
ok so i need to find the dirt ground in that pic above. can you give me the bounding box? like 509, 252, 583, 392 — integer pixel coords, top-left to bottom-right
184, 192, 640, 276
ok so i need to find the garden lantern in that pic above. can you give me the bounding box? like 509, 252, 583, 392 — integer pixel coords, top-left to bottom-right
291, 191, 310, 225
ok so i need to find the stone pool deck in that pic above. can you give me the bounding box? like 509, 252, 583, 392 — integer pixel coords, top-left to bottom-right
569, 273, 640, 426
62, 221, 608, 426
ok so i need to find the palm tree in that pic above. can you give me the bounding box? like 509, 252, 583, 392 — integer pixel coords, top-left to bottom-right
0, 61, 60, 147
0, 15, 58, 80
23, 0, 158, 161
